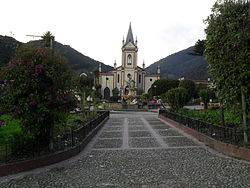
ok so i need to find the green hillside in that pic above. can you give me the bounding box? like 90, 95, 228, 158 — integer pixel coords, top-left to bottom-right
0, 35, 22, 67
146, 46, 208, 80
0, 36, 113, 73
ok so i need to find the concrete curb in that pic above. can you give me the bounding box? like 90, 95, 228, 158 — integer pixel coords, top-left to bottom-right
0, 116, 109, 177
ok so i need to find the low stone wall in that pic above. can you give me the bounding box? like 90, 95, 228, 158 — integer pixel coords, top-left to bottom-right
0, 114, 109, 177
105, 103, 123, 109
105, 103, 148, 110
159, 114, 250, 162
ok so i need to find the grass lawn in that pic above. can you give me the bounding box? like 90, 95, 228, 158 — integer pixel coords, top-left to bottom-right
173, 108, 248, 127
0, 114, 21, 146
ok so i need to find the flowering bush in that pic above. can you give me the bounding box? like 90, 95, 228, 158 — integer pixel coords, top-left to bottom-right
0, 45, 77, 145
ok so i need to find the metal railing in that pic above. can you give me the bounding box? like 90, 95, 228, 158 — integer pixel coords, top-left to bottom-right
159, 110, 250, 148
0, 111, 109, 164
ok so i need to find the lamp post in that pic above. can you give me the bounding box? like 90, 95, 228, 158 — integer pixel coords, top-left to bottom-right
154, 85, 157, 97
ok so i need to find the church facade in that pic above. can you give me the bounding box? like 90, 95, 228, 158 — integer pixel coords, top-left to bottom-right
98, 24, 160, 99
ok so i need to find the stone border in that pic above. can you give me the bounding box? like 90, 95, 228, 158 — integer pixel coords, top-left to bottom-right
159, 114, 250, 162
0, 115, 109, 177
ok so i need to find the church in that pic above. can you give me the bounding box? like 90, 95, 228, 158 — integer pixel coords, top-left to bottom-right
98, 24, 160, 99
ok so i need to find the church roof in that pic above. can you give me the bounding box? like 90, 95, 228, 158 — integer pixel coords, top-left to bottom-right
125, 23, 135, 46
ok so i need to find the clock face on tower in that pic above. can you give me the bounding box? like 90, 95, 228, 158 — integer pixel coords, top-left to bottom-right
127, 54, 132, 65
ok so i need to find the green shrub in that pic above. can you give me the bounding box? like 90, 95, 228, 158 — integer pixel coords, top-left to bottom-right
109, 96, 121, 102
179, 79, 196, 100
199, 89, 216, 109
141, 93, 149, 100
165, 87, 189, 109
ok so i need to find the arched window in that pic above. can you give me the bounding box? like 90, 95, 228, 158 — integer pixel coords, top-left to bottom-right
127, 54, 132, 65
117, 74, 120, 83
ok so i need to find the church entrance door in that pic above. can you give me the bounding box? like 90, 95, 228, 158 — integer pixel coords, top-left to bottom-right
104, 87, 110, 100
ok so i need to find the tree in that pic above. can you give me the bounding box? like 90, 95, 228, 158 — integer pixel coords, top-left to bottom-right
41, 31, 54, 49
205, 0, 249, 102
204, 0, 250, 141
179, 79, 196, 101
0, 45, 77, 146
112, 87, 119, 97
77, 73, 93, 117
110, 88, 120, 102
188, 39, 205, 56
199, 89, 215, 109
94, 84, 102, 99
164, 87, 189, 110
141, 93, 150, 100
92, 68, 99, 85
79, 73, 92, 96
150, 79, 179, 96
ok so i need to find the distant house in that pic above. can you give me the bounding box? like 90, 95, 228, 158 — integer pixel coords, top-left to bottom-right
98, 24, 160, 99
179, 77, 215, 89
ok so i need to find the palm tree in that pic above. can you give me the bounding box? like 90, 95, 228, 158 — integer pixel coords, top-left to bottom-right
42, 31, 54, 50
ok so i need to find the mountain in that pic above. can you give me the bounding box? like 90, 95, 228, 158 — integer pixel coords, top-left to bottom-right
0, 35, 22, 67
1, 36, 207, 79
0, 35, 113, 73
146, 46, 208, 80
27, 40, 113, 73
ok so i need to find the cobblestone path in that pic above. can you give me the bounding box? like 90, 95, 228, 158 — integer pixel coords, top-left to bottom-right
1, 111, 250, 187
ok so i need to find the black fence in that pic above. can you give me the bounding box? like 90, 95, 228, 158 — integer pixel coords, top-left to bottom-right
0, 111, 109, 164
159, 110, 250, 148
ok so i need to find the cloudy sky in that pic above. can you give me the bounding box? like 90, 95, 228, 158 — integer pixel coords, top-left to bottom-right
1, 0, 216, 67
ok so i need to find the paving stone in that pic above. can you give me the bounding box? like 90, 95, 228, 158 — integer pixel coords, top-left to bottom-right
151, 125, 169, 130
128, 122, 144, 126
103, 126, 123, 131
163, 137, 199, 147
147, 120, 163, 124
129, 138, 159, 148
93, 139, 122, 149
2, 148, 250, 187
128, 125, 147, 131
1, 111, 250, 188
158, 129, 182, 136
99, 131, 123, 138
106, 123, 123, 127
129, 131, 152, 138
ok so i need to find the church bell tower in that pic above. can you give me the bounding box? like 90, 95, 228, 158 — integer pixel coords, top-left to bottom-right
121, 23, 138, 69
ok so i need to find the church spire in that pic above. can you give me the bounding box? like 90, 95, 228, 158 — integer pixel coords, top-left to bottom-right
125, 23, 135, 45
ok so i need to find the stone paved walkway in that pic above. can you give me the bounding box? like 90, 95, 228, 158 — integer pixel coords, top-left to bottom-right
1, 111, 250, 187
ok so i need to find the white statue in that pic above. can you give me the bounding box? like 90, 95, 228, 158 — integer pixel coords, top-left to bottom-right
126, 74, 135, 96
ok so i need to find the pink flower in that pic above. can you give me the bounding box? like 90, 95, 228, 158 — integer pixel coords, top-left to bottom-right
35, 65, 44, 73
0, 120, 4, 127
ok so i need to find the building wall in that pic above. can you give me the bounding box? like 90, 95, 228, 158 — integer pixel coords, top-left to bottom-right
144, 76, 158, 93
100, 74, 114, 97
98, 26, 160, 98
136, 71, 143, 90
